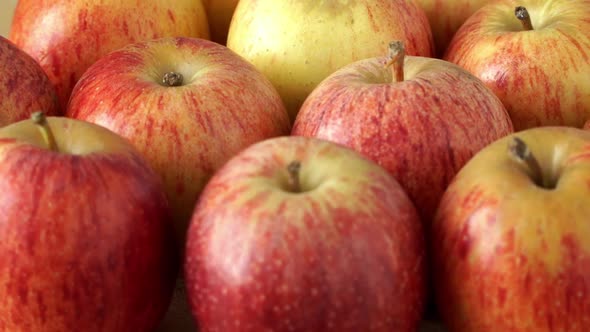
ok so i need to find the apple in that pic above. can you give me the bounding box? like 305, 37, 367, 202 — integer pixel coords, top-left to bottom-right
413, 0, 488, 56
0, 113, 177, 331
292, 41, 513, 225
9, 0, 210, 110
444, 0, 590, 130
66, 36, 291, 252
226, 0, 434, 122
431, 126, 590, 331
201, 0, 239, 45
0, 36, 59, 124
184, 135, 427, 331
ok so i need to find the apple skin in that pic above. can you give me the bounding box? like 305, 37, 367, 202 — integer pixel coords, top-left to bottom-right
444, 0, 590, 130
0, 36, 59, 125
66, 37, 291, 252
185, 136, 427, 332
227, 0, 434, 122
9, 0, 210, 110
292, 54, 513, 225
0, 116, 177, 331
431, 126, 590, 331
201, 0, 239, 45
413, 0, 488, 56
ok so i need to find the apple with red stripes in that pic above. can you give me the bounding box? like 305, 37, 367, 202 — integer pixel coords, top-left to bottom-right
185, 136, 427, 332
0, 113, 177, 332
432, 126, 590, 331
66, 37, 291, 251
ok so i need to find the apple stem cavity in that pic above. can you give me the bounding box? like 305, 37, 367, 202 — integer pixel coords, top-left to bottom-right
286, 160, 302, 193
509, 136, 556, 189
384, 41, 405, 82
515, 6, 534, 31
162, 71, 184, 87
31, 111, 58, 152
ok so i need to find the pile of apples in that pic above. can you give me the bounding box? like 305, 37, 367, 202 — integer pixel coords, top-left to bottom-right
1, 0, 589, 331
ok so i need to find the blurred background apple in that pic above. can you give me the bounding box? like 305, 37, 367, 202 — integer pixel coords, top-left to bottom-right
0, 0, 16, 37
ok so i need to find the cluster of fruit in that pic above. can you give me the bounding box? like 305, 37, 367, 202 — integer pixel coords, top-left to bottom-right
0, 0, 589, 332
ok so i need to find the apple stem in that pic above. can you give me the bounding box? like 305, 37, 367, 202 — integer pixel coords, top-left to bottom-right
508, 137, 555, 189
515, 6, 534, 31
31, 111, 58, 152
286, 161, 302, 193
162, 71, 184, 87
384, 41, 405, 82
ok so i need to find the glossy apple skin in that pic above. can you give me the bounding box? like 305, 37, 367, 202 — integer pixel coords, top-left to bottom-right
9, 0, 210, 110
67, 37, 291, 252
432, 126, 590, 331
185, 136, 427, 332
227, 0, 434, 122
413, 0, 488, 56
201, 0, 239, 45
0, 36, 59, 125
0, 117, 177, 332
292, 55, 513, 225
444, 0, 590, 130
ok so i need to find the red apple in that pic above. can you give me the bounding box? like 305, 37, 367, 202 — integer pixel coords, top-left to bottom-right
0, 36, 59, 125
184, 136, 427, 332
444, 0, 590, 130
9, 0, 210, 110
432, 126, 590, 331
66, 36, 291, 251
227, 0, 434, 121
0, 113, 177, 331
292, 41, 513, 225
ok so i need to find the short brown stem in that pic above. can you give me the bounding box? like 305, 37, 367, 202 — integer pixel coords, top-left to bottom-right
162, 71, 184, 87
384, 41, 405, 82
31, 111, 58, 152
508, 137, 554, 189
515, 6, 534, 31
286, 161, 301, 193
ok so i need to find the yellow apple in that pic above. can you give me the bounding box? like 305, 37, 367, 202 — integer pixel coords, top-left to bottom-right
414, 0, 488, 56
227, 0, 434, 122
201, 0, 239, 45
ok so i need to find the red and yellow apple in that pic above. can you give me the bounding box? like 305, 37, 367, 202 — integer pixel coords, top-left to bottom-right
0, 36, 59, 124
292, 42, 513, 225
444, 0, 590, 130
9, 0, 210, 110
227, 0, 434, 121
0, 113, 177, 331
432, 126, 590, 331
185, 135, 427, 331
66, 37, 291, 250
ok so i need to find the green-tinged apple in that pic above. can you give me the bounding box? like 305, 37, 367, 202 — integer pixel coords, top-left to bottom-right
184, 135, 427, 332
201, 0, 239, 45
227, 0, 434, 122
9, 0, 210, 110
413, 0, 488, 56
0, 113, 177, 332
432, 126, 590, 331
292, 41, 513, 225
0, 36, 59, 126
66, 36, 291, 253
444, 0, 590, 130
